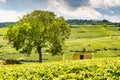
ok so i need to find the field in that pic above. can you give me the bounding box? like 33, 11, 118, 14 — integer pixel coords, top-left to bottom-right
0, 25, 120, 61
0, 25, 120, 79
0, 57, 120, 79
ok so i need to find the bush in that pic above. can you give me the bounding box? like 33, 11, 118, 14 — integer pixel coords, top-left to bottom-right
5, 59, 21, 64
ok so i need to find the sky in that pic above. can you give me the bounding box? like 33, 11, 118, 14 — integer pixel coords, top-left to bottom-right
0, 0, 120, 22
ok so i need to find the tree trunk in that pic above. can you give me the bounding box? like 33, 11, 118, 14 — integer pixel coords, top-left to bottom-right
37, 46, 42, 63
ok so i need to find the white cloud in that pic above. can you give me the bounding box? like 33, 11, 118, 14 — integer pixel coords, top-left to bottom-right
47, 0, 120, 22
110, 11, 114, 14
103, 15, 120, 22
90, 0, 120, 8
0, 9, 25, 22
48, 0, 102, 19
0, 0, 6, 3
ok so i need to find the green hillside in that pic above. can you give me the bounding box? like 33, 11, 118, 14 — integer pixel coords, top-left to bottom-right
70, 25, 120, 39
66, 25, 120, 58
0, 25, 120, 61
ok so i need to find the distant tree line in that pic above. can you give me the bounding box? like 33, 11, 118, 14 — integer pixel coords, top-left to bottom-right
0, 19, 120, 28
0, 22, 15, 28
66, 19, 118, 25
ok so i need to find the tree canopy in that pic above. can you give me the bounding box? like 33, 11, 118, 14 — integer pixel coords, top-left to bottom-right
5, 10, 70, 62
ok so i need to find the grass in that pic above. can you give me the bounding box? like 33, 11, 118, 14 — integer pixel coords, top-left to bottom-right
70, 26, 120, 39
0, 25, 120, 61
66, 36, 120, 49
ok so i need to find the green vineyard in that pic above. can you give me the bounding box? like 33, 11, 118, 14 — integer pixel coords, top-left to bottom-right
0, 58, 120, 80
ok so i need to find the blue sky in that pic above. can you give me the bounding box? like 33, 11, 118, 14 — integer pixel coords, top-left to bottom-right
0, 0, 120, 22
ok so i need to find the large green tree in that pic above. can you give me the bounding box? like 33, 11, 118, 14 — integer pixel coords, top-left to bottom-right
5, 10, 70, 62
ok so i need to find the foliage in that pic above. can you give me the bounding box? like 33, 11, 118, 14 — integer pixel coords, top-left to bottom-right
67, 19, 113, 25
4, 10, 70, 62
0, 58, 120, 79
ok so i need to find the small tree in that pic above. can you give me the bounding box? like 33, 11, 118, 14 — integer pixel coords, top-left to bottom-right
5, 10, 70, 62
